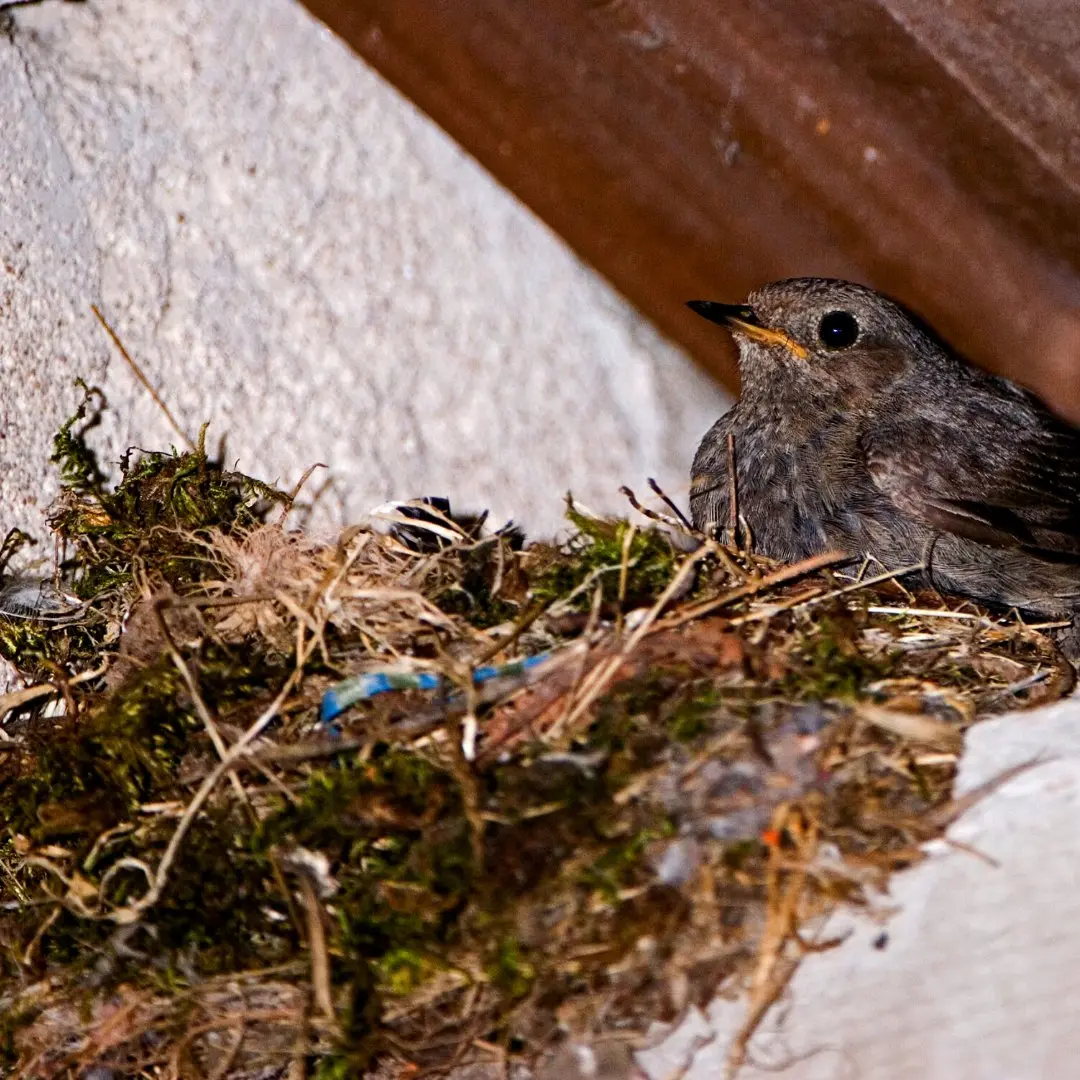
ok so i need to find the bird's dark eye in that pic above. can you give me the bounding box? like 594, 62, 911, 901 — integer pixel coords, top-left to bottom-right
817, 310, 859, 349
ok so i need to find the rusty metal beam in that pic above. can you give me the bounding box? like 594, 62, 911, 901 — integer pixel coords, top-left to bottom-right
299, 0, 1080, 419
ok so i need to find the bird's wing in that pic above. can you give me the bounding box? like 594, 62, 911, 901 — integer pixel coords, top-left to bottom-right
689, 411, 735, 531
862, 393, 1080, 558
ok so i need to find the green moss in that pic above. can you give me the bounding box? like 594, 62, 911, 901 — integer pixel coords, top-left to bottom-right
256, 750, 474, 973
27, 803, 279, 981
665, 682, 720, 740
376, 946, 437, 996
579, 824, 671, 902
152, 811, 285, 973
48, 385, 285, 599
50, 380, 109, 494
0, 387, 288, 685
4, 660, 191, 837
313, 1052, 369, 1080
530, 505, 681, 612
0, 619, 84, 681
490, 936, 535, 999
781, 612, 888, 699
4, 641, 287, 840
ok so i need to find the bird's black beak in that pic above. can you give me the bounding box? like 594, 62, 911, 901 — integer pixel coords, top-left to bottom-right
686, 300, 759, 328
686, 300, 809, 358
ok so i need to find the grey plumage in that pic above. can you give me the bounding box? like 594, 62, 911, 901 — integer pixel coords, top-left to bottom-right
689, 278, 1080, 619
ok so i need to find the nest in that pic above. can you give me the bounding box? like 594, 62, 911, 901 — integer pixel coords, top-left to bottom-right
0, 388, 1070, 1080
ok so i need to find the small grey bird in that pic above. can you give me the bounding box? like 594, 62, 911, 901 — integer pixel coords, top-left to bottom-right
688, 277, 1080, 622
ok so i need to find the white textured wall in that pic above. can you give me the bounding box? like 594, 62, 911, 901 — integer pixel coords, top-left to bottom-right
0, 0, 728, 541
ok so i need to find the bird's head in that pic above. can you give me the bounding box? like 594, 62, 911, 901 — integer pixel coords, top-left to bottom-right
688, 278, 944, 405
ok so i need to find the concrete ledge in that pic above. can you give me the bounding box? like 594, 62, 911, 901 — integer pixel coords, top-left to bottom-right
639, 698, 1080, 1080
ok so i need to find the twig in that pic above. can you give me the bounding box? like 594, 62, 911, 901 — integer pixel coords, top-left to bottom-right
982, 669, 1051, 701
543, 563, 623, 618
156, 598, 305, 938
91, 304, 193, 449
157, 599, 249, 807
726, 432, 738, 544
648, 477, 694, 530
0, 685, 56, 730
298, 875, 338, 1027
788, 562, 926, 613
490, 531, 507, 600
659, 550, 848, 630
866, 606, 983, 620
181, 735, 370, 777
615, 522, 636, 638
0, 658, 110, 731
107, 660, 308, 924
619, 485, 681, 532
283, 462, 328, 510
547, 585, 606, 742
21, 905, 60, 967
924, 757, 1045, 830
471, 600, 546, 668
711, 542, 751, 584
725, 807, 821, 1079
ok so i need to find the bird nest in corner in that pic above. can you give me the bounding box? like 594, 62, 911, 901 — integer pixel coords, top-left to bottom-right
0, 385, 1070, 1080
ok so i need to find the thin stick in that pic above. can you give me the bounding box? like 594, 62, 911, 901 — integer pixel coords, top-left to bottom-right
659, 550, 848, 630
91, 304, 194, 449
298, 875, 337, 1024
726, 808, 820, 1079
471, 599, 546, 668
156, 602, 306, 939
157, 600, 248, 806
647, 477, 694, 531
616, 522, 636, 638
109, 661, 307, 923
866, 606, 982, 621
724, 562, 927, 627
723, 585, 824, 626
620, 485, 683, 531
924, 757, 1044, 830
547, 584, 606, 741
0, 658, 109, 731
726, 432, 738, 544
284, 462, 328, 507
711, 542, 751, 584
789, 562, 925, 612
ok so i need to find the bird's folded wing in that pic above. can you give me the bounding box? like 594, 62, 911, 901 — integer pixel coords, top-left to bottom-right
689, 411, 735, 528
862, 411, 1080, 559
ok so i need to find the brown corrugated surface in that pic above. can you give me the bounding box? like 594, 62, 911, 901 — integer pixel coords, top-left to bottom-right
299, 0, 1080, 419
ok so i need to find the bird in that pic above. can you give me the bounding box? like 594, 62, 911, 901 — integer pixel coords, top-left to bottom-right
687, 277, 1080, 624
